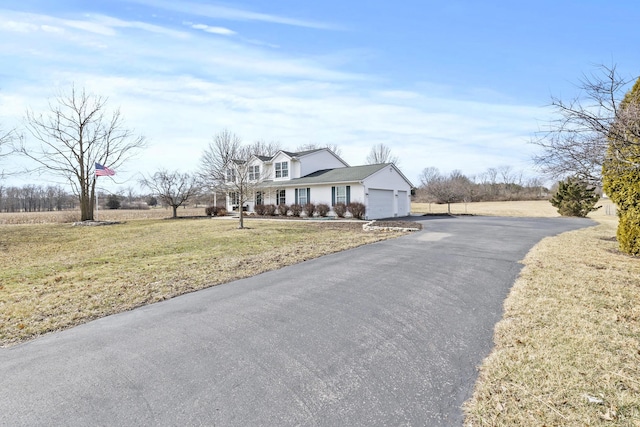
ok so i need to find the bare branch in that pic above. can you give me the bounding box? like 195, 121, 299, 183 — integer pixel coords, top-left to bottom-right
532, 64, 639, 185
140, 170, 200, 218
20, 85, 146, 220
366, 143, 399, 165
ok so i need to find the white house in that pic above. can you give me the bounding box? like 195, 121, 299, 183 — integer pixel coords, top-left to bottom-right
225, 148, 414, 220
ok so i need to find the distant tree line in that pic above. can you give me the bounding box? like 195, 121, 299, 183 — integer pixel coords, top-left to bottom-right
415, 165, 547, 211
0, 185, 76, 213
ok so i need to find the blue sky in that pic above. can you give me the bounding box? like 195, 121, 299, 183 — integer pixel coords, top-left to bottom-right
1, 0, 639, 191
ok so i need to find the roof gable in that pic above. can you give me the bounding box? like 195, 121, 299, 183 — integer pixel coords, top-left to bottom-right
263, 163, 412, 187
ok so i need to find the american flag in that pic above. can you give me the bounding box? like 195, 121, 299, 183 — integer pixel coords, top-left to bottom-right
95, 163, 115, 177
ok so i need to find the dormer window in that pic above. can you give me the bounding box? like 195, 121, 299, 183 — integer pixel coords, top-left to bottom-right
249, 165, 260, 181
275, 161, 289, 178
226, 168, 236, 182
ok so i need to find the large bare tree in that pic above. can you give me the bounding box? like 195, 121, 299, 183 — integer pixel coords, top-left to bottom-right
366, 143, 399, 165
140, 170, 200, 218
199, 130, 275, 229
532, 64, 640, 185
21, 86, 146, 221
0, 126, 15, 178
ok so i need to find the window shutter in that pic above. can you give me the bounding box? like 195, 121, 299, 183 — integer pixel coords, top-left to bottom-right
295, 188, 298, 204
346, 186, 351, 204
307, 188, 311, 203
331, 187, 336, 206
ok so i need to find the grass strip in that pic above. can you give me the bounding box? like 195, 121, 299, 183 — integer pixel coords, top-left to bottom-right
463, 217, 640, 426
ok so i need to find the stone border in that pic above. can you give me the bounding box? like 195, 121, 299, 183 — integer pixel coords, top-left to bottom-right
362, 220, 421, 232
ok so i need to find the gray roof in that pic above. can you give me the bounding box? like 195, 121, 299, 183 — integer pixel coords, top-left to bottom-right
262, 163, 392, 187
280, 149, 324, 158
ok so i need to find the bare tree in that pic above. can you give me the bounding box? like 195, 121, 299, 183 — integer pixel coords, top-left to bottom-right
532, 64, 640, 185
199, 130, 269, 229
140, 170, 200, 218
252, 139, 282, 157
295, 143, 342, 157
20, 86, 146, 221
418, 166, 441, 187
366, 143, 399, 165
421, 170, 471, 213
0, 126, 16, 178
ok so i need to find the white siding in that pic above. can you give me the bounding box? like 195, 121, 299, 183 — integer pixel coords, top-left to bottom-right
361, 165, 413, 219
271, 153, 293, 181
299, 150, 348, 177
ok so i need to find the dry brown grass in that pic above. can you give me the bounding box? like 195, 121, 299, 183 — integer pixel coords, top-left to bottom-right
0, 217, 401, 347
412, 199, 618, 218
0, 206, 206, 224
464, 215, 640, 426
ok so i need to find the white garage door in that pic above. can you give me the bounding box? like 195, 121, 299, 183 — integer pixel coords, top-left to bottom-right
368, 189, 394, 219
397, 190, 408, 216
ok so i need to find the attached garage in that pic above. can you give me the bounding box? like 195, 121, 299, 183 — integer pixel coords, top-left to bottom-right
397, 190, 409, 217
368, 189, 394, 219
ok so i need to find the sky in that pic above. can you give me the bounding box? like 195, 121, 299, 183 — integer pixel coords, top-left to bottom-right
1, 0, 639, 192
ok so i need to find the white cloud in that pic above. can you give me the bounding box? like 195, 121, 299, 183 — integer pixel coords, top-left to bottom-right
125, 0, 341, 30
0, 20, 39, 32
0, 6, 546, 190
188, 23, 236, 36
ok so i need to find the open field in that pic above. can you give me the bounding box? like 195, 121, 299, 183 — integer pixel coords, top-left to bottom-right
0, 206, 207, 224
412, 199, 618, 218
0, 217, 402, 346
464, 214, 640, 426
0, 199, 618, 225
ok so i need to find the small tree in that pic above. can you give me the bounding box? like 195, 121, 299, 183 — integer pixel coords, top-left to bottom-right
199, 130, 279, 229
140, 170, 200, 218
550, 178, 600, 217
105, 194, 121, 209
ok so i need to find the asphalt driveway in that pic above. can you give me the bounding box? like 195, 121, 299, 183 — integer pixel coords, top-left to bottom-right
0, 215, 593, 426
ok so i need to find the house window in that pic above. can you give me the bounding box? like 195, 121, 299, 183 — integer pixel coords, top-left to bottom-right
335, 186, 347, 204
229, 192, 239, 205
276, 189, 286, 205
332, 185, 351, 205
255, 191, 263, 206
249, 165, 260, 181
275, 162, 288, 178
226, 168, 236, 182
297, 188, 308, 205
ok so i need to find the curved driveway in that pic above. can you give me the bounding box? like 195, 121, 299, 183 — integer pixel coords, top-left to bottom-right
0, 216, 593, 426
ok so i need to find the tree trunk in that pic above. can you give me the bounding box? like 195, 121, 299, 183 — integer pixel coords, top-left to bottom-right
80, 186, 95, 221
238, 208, 244, 229
172, 205, 178, 218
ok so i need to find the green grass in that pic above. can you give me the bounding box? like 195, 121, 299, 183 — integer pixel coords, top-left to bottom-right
0, 218, 400, 346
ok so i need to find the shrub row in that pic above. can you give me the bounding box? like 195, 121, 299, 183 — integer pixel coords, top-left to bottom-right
208, 202, 366, 219
205, 206, 228, 216
332, 202, 366, 219
250, 202, 362, 218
